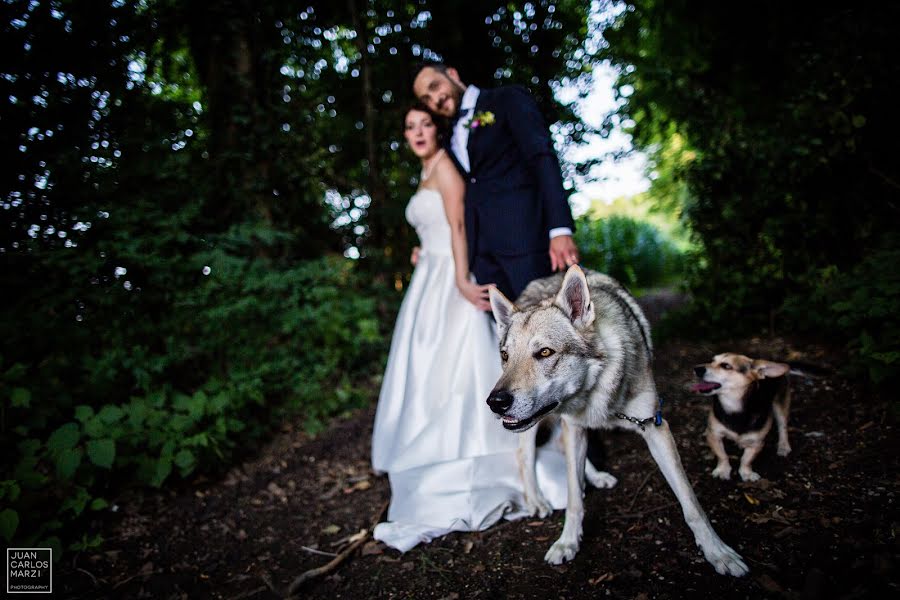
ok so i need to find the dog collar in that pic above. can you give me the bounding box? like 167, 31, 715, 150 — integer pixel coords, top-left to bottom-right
615, 397, 664, 431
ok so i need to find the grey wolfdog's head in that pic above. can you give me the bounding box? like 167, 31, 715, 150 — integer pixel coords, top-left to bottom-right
486, 266, 603, 432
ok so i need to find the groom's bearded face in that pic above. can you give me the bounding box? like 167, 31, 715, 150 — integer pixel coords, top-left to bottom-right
413, 67, 465, 119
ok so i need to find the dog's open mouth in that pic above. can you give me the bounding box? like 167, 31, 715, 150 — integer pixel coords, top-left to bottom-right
501, 402, 559, 431
691, 381, 721, 394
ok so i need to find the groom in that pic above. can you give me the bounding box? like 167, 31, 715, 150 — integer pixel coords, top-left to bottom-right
412, 62, 579, 302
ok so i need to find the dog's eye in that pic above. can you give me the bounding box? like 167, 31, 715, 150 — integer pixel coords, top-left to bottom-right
536, 348, 555, 358
721, 363, 732, 370
501, 351, 509, 362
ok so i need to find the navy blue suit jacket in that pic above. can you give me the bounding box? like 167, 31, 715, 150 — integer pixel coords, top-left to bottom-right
446, 85, 575, 299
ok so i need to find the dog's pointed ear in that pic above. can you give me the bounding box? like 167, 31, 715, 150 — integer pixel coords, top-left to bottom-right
489, 286, 516, 337
555, 265, 594, 329
752, 360, 790, 379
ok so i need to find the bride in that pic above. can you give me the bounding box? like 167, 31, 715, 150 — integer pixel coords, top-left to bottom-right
370, 105, 568, 552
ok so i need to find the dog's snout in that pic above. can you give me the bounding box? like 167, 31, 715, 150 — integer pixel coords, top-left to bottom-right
694, 365, 706, 377
486, 390, 514, 414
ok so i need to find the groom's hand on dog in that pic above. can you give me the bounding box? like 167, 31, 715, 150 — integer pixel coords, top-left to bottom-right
549, 235, 580, 272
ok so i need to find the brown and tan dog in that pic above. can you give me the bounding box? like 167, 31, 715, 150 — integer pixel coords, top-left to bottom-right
692, 353, 791, 482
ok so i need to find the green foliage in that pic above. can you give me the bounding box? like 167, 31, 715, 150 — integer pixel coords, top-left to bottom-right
576, 215, 684, 289
0, 0, 596, 556
601, 1, 900, 382
783, 235, 900, 385
1, 255, 392, 552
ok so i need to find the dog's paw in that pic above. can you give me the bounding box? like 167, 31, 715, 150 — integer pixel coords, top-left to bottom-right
739, 469, 761, 482
702, 540, 749, 577
525, 494, 552, 519
544, 539, 580, 565
711, 464, 732, 480
777, 443, 792, 457
586, 470, 618, 489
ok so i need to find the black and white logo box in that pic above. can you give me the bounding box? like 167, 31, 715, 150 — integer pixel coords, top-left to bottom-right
7, 548, 52, 594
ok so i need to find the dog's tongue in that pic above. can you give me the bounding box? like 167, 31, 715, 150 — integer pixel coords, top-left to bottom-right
691, 381, 721, 393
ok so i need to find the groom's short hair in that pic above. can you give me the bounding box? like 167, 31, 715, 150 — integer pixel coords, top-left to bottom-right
411, 60, 451, 82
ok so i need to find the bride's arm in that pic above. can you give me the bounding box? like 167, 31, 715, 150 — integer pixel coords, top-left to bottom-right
434, 159, 493, 311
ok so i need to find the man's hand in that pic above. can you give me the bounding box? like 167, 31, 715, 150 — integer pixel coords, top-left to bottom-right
410, 246, 421, 266
549, 235, 579, 272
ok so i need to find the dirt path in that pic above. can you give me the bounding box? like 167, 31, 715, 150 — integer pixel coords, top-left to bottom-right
57, 295, 899, 599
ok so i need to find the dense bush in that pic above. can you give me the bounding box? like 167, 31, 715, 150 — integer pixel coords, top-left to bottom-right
601, 2, 900, 383
0, 255, 394, 556
575, 214, 684, 290
783, 234, 900, 385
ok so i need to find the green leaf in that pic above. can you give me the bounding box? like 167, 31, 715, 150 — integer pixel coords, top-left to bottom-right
98, 405, 125, 424
151, 456, 173, 487
187, 391, 207, 419
83, 415, 106, 438
74, 405, 95, 423
160, 439, 176, 459
55, 448, 83, 480
10, 387, 31, 408
127, 398, 148, 427
47, 423, 80, 453
69, 533, 103, 551
0, 481, 20, 502
174, 449, 195, 470
170, 414, 195, 431
39, 536, 62, 561
61, 486, 91, 516
86, 439, 116, 469
851, 115, 866, 128
90, 498, 109, 511
0, 509, 19, 542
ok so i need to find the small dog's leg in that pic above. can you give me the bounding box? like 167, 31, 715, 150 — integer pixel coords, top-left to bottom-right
517, 424, 551, 518
642, 419, 749, 576
738, 442, 764, 481
706, 427, 732, 480
585, 458, 618, 489
773, 391, 792, 457
545, 418, 586, 565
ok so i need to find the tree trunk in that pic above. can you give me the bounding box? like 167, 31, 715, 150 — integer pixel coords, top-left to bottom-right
347, 0, 386, 250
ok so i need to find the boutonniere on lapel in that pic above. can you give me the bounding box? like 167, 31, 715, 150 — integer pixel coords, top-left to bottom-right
466, 111, 496, 130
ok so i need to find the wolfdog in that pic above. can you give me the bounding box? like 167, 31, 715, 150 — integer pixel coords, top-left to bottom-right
693, 353, 792, 481
487, 265, 748, 576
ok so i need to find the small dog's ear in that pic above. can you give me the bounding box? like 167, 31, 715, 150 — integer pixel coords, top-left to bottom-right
752, 360, 790, 379
489, 286, 516, 337
555, 265, 595, 329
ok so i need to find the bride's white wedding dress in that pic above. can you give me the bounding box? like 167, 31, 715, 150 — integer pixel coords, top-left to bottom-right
371, 186, 567, 552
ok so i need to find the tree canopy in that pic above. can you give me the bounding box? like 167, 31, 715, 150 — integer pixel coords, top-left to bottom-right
601, 1, 900, 383
0, 0, 598, 553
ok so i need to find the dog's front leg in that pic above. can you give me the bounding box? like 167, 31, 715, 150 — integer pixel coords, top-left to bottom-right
737, 441, 764, 482
517, 423, 551, 518
585, 458, 618, 489
706, 425, 732, 480
544, 418, 586, 565
773, 393, 792, 457
642, 420, 749, 577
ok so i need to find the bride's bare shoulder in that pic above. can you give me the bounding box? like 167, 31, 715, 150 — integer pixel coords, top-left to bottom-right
433, 153, 462, 184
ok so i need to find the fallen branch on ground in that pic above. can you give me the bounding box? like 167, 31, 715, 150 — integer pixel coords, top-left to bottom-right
287, 499, 389, 596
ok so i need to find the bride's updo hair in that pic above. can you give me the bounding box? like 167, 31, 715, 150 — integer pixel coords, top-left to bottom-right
403, 102, 449, 140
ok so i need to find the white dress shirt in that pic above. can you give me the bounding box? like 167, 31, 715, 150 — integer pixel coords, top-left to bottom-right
450, 85, 480, 173
451, 85, 572, 240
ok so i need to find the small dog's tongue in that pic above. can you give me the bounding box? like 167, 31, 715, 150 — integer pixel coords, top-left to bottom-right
692, 381, 720, 393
